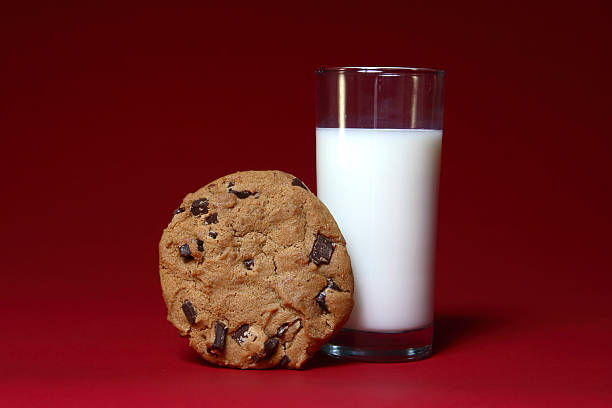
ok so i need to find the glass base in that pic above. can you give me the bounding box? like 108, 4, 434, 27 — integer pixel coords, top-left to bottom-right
321, 326, 433, 362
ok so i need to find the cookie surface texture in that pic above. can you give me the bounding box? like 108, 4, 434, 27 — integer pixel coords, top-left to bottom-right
159, 170, 353, 369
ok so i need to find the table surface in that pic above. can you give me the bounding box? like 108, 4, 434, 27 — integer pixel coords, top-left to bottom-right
2, 1, 612, 406
0, 242, 612, 407
3, 275, 611, 407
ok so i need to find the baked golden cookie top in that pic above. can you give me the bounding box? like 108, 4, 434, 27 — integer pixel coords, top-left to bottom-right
159, 170, 353, 369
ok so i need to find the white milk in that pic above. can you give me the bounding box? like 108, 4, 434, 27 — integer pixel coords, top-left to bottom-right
316, 128, 442, 332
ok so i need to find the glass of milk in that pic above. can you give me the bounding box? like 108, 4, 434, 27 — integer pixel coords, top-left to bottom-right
316, 67, 444, 361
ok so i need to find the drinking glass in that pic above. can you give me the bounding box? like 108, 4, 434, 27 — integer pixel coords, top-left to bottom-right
316, 67, 444, 361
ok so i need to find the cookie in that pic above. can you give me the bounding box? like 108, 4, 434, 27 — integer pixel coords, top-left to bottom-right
159, 170, 353, 369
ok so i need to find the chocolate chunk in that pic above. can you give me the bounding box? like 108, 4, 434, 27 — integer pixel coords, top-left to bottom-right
173, 207, 185, 215
209, 321, 227, 354
190, 198, 209, 216
229, 189, 254, 199
179, 243, 192, 259
208, 231, 217, 239
315, 291, 329, 313
260, 338, 279, 361
205, 212, 218, 224
309, 233, 334, 265
316, 279, 341, 313
291, 177, 308, 190
279, 355, 290, 368
181, 300, 197, 324
327, 280, 340, 291
227, 181, 235, 188
196, 239, 204, 252
276, 323, 289, 337
252, 337, 280, 362
243, 259, 254, 270
232, 324, 250, 345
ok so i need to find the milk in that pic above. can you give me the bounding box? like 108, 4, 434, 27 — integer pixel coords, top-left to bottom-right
316, 128, 442, 332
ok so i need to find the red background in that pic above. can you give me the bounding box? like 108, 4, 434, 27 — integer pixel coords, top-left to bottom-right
2, 1, 611, 406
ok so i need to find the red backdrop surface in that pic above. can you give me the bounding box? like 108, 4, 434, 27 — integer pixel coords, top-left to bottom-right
1, 1, 611, 406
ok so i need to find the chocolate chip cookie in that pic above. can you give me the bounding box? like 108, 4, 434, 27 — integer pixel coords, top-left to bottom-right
159, 170, 353, 369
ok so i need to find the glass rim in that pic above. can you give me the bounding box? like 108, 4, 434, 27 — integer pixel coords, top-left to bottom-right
316, 66, 444, 75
